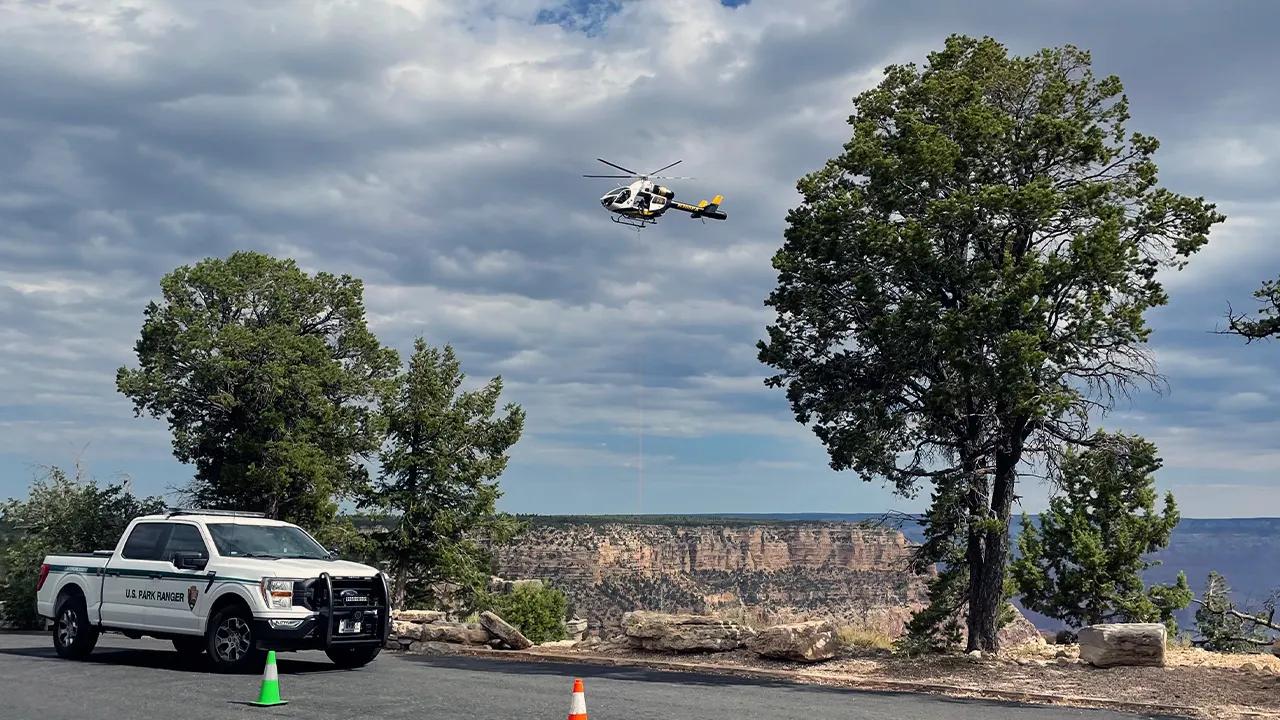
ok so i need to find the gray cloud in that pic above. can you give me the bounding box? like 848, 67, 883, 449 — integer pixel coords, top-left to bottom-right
1, 0, 1278, 515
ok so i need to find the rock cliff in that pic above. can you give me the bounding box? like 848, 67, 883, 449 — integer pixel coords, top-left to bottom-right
493, 521, 931, 633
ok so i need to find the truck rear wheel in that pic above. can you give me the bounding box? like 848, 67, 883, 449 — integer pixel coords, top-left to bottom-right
52, 595, 98, 660
325, 644, 381, 669
205, 605, 264, 673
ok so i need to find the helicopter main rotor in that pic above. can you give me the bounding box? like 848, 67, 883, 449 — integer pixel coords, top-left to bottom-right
582, 158, 694, 181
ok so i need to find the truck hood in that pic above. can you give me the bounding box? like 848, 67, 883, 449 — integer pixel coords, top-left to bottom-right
219, 557, 379, 580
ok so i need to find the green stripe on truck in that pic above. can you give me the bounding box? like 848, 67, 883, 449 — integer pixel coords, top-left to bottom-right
47, 565, 260, 585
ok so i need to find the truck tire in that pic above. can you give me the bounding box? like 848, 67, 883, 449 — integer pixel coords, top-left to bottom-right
325, 644, 381, 669
172, 636, 205, 656
205, 605, 264, 673
52, 594, 99, 660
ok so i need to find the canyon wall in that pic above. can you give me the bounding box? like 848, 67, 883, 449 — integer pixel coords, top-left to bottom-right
494, 521, 931, 634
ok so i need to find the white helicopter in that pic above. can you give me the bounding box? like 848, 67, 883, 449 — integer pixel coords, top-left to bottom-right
583, 158, 726, 229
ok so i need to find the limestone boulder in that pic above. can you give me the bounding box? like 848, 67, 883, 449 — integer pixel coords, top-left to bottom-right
419, 621, 477, 644
465, 623, 493, 644
750, 620, 838, 662
480, 610, 534, 650
622, 611, 754, 652
565, 618, 589, 640
391, 619, 421, 641
395, 609, 447, 624
997, 606, 1047, 649
954, 603, 1046, 651
1078, 623, 1166, 668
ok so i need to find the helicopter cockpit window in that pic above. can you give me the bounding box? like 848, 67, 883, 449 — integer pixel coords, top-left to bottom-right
614, 189, 630, 204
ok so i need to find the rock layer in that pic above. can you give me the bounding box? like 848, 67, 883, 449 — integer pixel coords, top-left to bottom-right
493, 522, 930, 631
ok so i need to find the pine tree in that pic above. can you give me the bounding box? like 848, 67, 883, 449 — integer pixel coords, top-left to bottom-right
1012, 431, 1191, 630
758, 35, 1222, 650
365, 338, 525, 608
1195, 572, 1275, 652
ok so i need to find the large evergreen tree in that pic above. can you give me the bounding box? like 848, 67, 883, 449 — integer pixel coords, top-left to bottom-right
1012, 432, 1191, 630
758, 35, 1222, 650
116, 252, 398, 527
365, 338, 525, 608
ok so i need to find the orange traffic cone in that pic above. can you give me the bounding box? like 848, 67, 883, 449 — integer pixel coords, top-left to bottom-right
568, 677, 588, 720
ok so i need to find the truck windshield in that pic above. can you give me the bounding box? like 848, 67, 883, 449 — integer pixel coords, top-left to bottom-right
206, 523, 329, 560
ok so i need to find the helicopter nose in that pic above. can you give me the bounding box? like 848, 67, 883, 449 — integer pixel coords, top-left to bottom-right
601, 197, 611, 206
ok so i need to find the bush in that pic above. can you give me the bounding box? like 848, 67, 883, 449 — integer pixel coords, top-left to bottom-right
478, 584, 568, 644
0, 465, 164, 628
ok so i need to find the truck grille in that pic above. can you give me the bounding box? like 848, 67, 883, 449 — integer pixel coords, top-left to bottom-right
331, 578, 378, 607
293, 576, 384, 610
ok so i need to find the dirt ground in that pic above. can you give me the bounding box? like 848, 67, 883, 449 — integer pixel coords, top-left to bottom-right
517, 641, 1279, 720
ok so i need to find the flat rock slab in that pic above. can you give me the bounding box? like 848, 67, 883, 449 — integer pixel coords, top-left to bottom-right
1078, 623, 1166, 667
750, 620, 838, 662
622, 611, 754, 652
395, 609, 447, 624
480, 610, 534, 650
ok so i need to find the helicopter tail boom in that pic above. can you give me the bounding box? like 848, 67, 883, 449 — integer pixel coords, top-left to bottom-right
671, 194, 727, 220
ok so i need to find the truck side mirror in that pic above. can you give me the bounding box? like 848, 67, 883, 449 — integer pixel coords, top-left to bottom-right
327, 547, 340, 560
172, 552, 208, 570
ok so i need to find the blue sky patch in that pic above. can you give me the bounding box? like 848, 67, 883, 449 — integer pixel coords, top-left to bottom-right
535, 0, 624, 36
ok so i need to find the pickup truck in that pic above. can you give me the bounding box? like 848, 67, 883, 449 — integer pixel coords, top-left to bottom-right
35, 509, 389, 672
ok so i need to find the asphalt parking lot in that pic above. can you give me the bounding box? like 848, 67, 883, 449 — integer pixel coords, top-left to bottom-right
0, 633, 1172, 720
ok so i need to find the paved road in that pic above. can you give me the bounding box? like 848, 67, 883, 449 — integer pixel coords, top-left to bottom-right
0, 633, 1174, 720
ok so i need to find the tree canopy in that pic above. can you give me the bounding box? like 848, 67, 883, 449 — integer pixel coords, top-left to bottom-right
364, 338, 526, 608
116, 251, 398, 527
758, 34, 1223, 650
1012, 432, 1190, 630
1225, 279, 1280, 341
0, 465, 164, 627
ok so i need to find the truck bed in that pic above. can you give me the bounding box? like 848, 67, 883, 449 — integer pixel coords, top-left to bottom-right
51, 551, 113, 558
45, 553, 111, 564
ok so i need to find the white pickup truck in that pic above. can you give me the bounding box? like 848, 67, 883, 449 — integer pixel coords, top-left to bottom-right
35, 509, 389, 672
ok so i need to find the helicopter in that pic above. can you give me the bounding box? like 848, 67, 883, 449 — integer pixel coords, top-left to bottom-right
583, 158, 726, 229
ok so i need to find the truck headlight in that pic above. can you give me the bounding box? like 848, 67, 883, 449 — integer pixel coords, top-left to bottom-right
260, 578, 295, 610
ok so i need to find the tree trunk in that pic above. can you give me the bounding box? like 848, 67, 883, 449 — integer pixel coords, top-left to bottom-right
969, 430, 1022, 652
961, 409, 987, 653
391, 553, 410, 609
964, 476, 987, 652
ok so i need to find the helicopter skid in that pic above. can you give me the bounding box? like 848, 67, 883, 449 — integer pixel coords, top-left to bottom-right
611, 214, 657, 229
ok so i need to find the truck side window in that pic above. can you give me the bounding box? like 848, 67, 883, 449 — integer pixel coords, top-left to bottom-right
162, 524, 208, 563
121, 523, 167, 560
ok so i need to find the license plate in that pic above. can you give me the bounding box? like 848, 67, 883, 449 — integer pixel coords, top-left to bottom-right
338, 619, 362, 634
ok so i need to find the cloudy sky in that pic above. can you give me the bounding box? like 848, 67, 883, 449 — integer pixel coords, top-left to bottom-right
1, 0, 1277, 518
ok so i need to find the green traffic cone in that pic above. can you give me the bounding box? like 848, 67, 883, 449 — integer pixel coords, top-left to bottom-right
250, 650, 288, 707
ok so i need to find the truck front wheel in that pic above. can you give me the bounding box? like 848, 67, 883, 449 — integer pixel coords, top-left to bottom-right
325, 644, 381, 669
52, 595, 98, 660
205, 606, 264, 673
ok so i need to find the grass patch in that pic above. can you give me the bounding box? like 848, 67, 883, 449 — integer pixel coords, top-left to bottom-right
837, 625, 895, 653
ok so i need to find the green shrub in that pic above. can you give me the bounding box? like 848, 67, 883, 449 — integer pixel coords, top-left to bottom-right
0, 465, 164, 628
478, 584, 568, 644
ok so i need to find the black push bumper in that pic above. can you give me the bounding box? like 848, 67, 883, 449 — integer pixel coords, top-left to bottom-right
254, 572, 391, 652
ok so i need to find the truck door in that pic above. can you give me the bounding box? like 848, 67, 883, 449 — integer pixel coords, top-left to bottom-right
152, 522, 211, 634
100, 521, 168, 629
